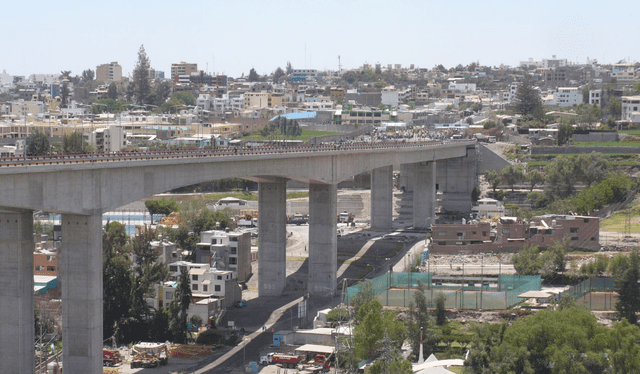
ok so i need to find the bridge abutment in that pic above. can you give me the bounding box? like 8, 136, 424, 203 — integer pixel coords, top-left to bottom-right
258, 178, 288, 297
370, 166, 393, 229
308, 183, 337, 296
0, 209, 34, 373
60, 214, 103, 374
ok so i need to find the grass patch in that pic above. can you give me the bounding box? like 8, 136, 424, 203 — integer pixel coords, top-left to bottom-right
601, 197, 640, 233
527, 161, 550, 166
287, 191, 309, 199
202, 192, 257, 201
620, 130, 640, 136
573, 141, 640, 147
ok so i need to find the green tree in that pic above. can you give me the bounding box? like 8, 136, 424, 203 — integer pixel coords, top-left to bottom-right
149, 307, 173, 342
526, 169, 545, 191
405, 281, 438, 359
353, 300, 405, 362
248, 68, 259, 82
557, 123, 573, 145
349, 280, 376, 323
502, 164, 524, 191
615, 249, 640, 324
172, 91, 195, 106
435, 292, 447, 326
145, 198, 178, 223
515, 74, 541, 116
607, 97, 622, 119
131, 45, 151, 105
577, 152, 609, 187
130, 227, 167, 320
81, 69, 95, 83
544, 155, 580, 198
273, 67, 285, 83
170, 266, 193, 343
103, 222, 133, 340
512, 244, 541, 275
484, 170, 501, 193
107, 82, 118, 100
26, 130, 50, 156
63, 132, 86, 154
60, 81, 70, 108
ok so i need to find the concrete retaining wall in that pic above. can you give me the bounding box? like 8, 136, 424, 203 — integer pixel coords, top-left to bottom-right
532, 146, 640, 154
477, 143, 511, 173
573, 132, 618, 142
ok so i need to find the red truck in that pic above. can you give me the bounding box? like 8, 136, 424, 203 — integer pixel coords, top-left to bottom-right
310, 354, 331, 369
102, 349, 121, 366
260, 352, 305, 368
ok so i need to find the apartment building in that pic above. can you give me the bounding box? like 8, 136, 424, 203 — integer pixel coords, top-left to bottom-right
291, 69, 318, 83
171, 62, 198, 79
553, 87, 582, 107
432, 215, 599, 254
244, 92, 287, 109
194, 230, 252, 282
622, 96, 640, 121
381, 86, 399, 107
339, 107, 392, 126
589, 89, 603, 106
96, 62, 123, 83
34, 251, 57, 276
87, 126, 127, 153
611, 64, 637, 84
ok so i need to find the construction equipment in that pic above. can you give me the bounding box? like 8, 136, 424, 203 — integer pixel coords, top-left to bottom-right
260, 352, 306, 368
130, 342, 168, 368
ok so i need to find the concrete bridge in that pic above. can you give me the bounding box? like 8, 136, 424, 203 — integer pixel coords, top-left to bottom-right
0, 140, 476, 373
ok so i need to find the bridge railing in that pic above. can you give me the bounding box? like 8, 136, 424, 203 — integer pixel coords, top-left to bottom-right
0, 140, 473, 168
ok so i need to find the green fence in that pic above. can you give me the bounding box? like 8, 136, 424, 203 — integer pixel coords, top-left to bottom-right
559, 277, 617, 310
346, 272, 541, 310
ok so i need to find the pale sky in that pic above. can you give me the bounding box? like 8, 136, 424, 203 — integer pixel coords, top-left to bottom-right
1, 0, 637, 79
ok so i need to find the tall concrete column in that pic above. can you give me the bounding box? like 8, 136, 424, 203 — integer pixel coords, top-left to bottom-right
0, 209, 34, 373
61, 214, 103, 374
370, 165, 394, 229
308, 183, 337, 296
258, 178, 287, 297
414, 161, 437, 230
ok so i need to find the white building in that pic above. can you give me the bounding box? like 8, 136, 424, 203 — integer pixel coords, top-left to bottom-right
472, 198, 505, 219
448, 82, 476, 92
381, 86, 400, 107
553, 87, 582, 107
0, 70, 13, 86
589, 89, 602, 107
164, 261, 241, 308
621, 96, 640, 121
87, 126, 127, 153
195, 230, 252, 283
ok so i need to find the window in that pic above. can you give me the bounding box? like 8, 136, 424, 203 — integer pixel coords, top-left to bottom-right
215, 285, 221, 292
456, 232, 463, 237
590, 237, 596, 241
229, 258, 237, 265
472, 231, 477, 235
35, 265, 44, 271
437, 242, 446, 246
583, 218, 590, 223
439, 231, 447, 237
165, 292, 173, 300
203, 285, 208, 292
192, 275, 198, 281
482, 231, 487, 236
502, 229, 510, 235
192, 284, 198, 291
47, 266, 55, 272
571, 237, 579, 241
217, 275, 222, 280
570, 228, 579, 233
169, 265, 177, 272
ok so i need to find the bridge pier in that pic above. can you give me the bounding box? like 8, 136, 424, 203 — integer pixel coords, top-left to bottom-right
370, 166, 393, 229
308, 183, 337, 296
258, 178, 288, 297
398, 163, 416, 192
413, 161, 437, 230
437, 146, 477, 213
60, 214, 103, 374
0, 209, 34, 373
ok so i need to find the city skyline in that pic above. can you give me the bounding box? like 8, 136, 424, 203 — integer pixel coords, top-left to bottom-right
1, 0, 639, 79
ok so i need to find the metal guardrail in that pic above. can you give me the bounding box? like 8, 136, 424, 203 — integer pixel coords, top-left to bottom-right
0, 140, 473, 168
